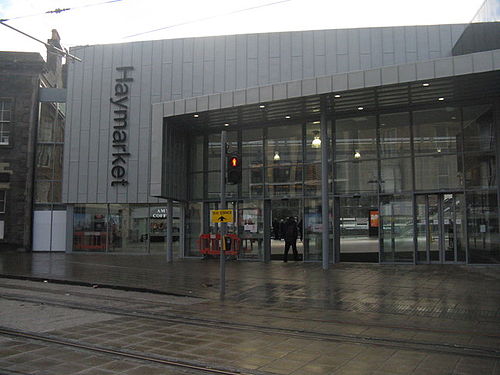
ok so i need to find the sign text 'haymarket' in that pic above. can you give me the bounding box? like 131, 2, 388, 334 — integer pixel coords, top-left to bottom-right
110, 66, 133, 186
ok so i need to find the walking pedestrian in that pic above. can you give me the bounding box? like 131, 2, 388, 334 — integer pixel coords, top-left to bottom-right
283, 216, 299, 262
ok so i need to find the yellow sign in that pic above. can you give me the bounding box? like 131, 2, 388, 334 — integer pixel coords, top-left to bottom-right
211, 209, 234, 223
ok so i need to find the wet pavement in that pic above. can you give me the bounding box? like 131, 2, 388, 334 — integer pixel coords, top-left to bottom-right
1, 252, 499, 319
0, 251, 499, 375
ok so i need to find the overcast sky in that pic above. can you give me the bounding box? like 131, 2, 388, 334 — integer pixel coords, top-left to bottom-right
0, 0, 486, 58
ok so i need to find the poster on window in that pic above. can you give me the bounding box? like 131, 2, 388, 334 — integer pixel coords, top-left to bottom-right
369, 210, 379, 228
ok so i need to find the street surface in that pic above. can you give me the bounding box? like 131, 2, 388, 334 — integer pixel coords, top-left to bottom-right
0, 253, 499, 374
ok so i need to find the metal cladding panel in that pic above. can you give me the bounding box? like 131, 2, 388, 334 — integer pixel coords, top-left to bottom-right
161, 121, 188, 201
280, 32, 292, 81
65, 24, 468, 203
258, 33, 270, 84
302, 31, 314, 77
235, 34, 248, 89
348, 29, 361, 71
214, 38, 226, 92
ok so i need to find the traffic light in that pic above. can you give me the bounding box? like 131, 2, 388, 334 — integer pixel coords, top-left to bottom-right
226, 154, 242, 184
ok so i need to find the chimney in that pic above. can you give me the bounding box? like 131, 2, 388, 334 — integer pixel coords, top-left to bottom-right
47, 29, 63, 87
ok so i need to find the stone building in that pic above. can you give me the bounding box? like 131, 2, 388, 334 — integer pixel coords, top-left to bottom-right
0, 30, 64, 250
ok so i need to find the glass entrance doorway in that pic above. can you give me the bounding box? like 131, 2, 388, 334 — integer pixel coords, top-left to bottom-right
338, 196, 379, 262
270, 199, 303, 261
416, 193, 466, 263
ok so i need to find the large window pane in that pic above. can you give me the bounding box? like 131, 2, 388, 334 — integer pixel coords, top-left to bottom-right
188, 173, 203, 200
242, 167, 264, 198
335, 116, 376, 161
208, 131, 237, 171
335, 160, 378, 194
108, 205, 149, 253
413, 107, 461, 155
380, 195, 414, 262
415, 155, 462, 190
304, 163, 321, 196
304, 198, 323, 261
149, 204, 182, 257
207, 171, 237, 199
467, 191, 500, 263
73, 204, 108, 252
380, 158, 413, 193
35, 144, 54, 180
339, 196, 379, 262
463, 105, 495, 153
464, 152, 496, 189
265, 165, 303, 197
185, 202, 203, 257
53, 103, 65, 142
242, 128, 263, 169
379, 112, 411, 158
266, 124, 302, 164
237, 201, 264, 260
53, 144, 63, 180
38, 102, 55, 142
189, 135, 204, 173
305, 121, 322, 162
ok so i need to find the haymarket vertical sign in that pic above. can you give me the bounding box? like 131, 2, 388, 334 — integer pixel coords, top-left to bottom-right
110, 66, 133, 186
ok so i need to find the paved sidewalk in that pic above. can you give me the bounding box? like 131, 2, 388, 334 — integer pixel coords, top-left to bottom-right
1, 252, 499, 317
1, 251, 500, 375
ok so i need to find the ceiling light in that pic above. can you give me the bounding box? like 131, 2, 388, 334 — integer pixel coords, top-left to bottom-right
357, 107, 364, 111
334, 94, 341, 98
224, 123, 229, 127
313, 121, 320, 124
285, 115, 291, 119
438, 97, 444, 101
354, 151, 361, 159
193, 114, 199, 118
259, 105, 265, 109
273, 151, 280, 161
422, 83, 430, 87
311, 131, 321, 149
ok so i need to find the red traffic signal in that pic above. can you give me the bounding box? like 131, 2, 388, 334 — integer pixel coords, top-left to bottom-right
227, 154, 242, 184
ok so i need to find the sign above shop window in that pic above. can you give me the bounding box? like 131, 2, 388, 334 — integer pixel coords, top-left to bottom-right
151, 208, 168, 219
110, 66, 134, 187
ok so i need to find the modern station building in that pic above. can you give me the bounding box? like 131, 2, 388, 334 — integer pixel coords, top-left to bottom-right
53, 0, 500, 264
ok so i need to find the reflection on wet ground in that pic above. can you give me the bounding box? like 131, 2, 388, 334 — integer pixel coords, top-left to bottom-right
1, 251, 499, 322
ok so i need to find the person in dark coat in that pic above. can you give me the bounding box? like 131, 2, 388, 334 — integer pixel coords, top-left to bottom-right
279, 219, 286, 240
272, 219, 280, 240
283, 216, 299, 262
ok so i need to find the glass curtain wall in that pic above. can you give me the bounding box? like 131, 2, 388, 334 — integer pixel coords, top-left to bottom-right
332, 102, 498, 264
463, 104, 499, 263
187, 120, 325, 261
33, 101, 66, 251
187, 100, 498, 264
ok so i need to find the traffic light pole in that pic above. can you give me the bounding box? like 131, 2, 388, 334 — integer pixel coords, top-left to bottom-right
219, 130, 227, 299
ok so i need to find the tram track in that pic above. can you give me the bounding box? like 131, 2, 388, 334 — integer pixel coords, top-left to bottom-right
1, 278, 499, 338
1, 289, 499, 360
0, 326, 249, 375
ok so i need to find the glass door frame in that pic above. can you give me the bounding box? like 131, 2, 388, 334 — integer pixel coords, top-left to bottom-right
415, 192, 466, 264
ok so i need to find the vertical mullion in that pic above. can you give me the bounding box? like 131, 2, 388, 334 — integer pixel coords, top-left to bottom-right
376, 111, 382, 263
453, 195, 458, 262
425, 195, 430, 263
